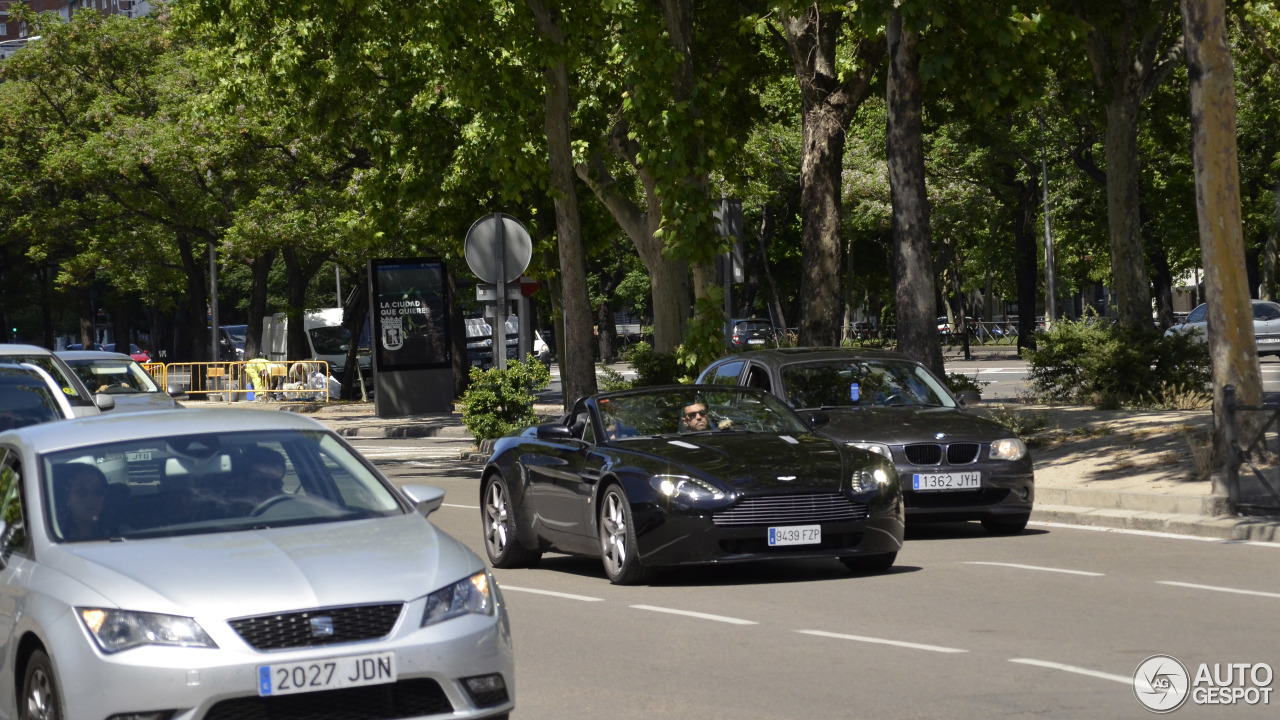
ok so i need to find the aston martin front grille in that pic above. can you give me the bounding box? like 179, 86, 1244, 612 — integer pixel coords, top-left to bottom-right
712, 493, 867, 527
230, 603, 403, 651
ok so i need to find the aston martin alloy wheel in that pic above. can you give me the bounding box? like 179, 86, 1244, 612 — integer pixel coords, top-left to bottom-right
482, 474, 540, 568
599, 485, 653, 585
22, 650, 61, 720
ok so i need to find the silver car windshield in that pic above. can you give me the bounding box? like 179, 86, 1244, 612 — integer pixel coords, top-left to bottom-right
65, 358, 160, 394
781, 360, 956, 409
597, 387, 810, 439
42, 430, 406, 542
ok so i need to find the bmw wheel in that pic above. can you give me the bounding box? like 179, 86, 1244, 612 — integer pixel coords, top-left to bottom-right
22, 650, 61, 720
599, 485, 654, 585
482, 474, 540, 568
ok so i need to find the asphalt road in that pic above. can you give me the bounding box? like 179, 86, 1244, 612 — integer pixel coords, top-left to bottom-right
353, 437, 1280, 720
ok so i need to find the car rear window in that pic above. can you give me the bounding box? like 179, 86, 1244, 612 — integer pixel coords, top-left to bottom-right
734, 321, 772, 333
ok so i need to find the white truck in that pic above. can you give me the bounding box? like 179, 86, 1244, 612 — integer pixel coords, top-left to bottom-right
261, 308, 372, 376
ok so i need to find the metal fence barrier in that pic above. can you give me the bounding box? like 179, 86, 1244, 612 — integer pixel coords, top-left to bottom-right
142, 362, 167, 389
1222, 384, 1280, 517
153, 360, 331, 403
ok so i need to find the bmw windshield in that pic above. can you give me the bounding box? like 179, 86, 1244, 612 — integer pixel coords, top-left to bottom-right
781, 359, 956, 409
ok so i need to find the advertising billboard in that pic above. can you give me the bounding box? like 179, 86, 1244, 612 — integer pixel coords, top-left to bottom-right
368, 258, 451, 372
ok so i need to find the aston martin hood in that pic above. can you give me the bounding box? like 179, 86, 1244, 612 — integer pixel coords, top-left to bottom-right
617, 432, 855, 491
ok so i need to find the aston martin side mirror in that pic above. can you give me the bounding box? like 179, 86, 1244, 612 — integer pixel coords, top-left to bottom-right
536, 424, 574, 441
807, 410, 830, 428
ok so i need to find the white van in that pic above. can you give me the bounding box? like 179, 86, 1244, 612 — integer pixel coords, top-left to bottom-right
261, 309, 371, 375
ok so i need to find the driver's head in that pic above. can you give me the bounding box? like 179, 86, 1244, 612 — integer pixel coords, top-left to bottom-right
239, 446, 286, 501
680, 400, 710, 432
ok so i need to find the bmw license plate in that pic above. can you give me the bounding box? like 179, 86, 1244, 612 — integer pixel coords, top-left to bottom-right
912, 472, 981, 491
748, 338, 765, 344
768, 525, 821, 546
258, 651, 396, 697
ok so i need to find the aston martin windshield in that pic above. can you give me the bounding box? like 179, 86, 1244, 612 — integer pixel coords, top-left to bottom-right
781, 359, 956, 409
41, 430, 406, 542
597, 387, 810, 439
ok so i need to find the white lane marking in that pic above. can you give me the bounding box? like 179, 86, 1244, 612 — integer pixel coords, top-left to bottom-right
1157, 581, 1280, 600
1032, 521, 1280, 549
442, 503, 479, 509
964, 561, 1104, 577
974, 369, 1027, 374
631, 605, 757, 625
798, 630, 967, 654
1008, 658, 1131, 684
500, 586, 604, 602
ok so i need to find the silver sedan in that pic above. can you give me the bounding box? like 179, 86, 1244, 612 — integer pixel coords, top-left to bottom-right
0, 409, 513, 720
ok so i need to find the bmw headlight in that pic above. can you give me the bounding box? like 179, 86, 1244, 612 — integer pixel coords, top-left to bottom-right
422, 571, 494, 628
847, 441, 892, 459
650, 474, 725, 501
78, 608, 217, 654
990, 438, 1027, 461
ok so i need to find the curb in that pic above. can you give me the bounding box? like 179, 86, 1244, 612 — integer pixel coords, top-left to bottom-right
335, 425, 473, 439
1036, 487, 1230, 517
1031, 504, 1280, 542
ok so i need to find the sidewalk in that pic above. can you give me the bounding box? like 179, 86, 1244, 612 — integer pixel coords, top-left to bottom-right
194, 381, 1280, 543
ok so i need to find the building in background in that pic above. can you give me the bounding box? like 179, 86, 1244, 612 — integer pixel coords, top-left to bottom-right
1, 0, 152, 60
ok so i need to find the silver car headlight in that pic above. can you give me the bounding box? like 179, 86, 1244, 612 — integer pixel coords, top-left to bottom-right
847, 441, 892, 459
990, 438, 1027, 461
422, 571, 494, 628
78, 608, 217, 653
650, 474, 725, 501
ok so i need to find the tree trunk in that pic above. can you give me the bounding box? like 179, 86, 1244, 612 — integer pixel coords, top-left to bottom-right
111, 292, 130, 354
281, 247, 326, 363
1182, 0, 1263, 484
339, 275, 369, 401
1262, 182, 1280, 301
244, 250, 276, 360
175, 233, 211, 363
1015, 179, 1039, 353
528, 0, 597, 411
757, 204, 788, 331
1104, 95, 1153, 329
447, 270, 469, 398
78, 285, 94, 348
597, 301, 616, 362
886, 9, 944, 377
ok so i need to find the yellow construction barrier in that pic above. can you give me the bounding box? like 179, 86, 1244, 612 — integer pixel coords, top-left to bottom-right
163, 360, 331, 403
142, 362, 167, 389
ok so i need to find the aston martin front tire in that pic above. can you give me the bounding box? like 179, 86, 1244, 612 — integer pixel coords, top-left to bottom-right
598, 484, 654, 585
482, 473, 540, 568
981, 513, 1030, 535
840, 552, 897, 574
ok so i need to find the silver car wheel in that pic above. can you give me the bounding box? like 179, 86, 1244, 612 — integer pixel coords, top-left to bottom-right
601, 491, 627, 574
24, 654, 58, 720
484, 481, 510, 555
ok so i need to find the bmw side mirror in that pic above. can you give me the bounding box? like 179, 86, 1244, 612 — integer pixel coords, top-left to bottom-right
536, 424, 574, 441
401, 485, 446, 517
807, 410, 830, 428
94, 393, 116, 411
957, 389, 981, 407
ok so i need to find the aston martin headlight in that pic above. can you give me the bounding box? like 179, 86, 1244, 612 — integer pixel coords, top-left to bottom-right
847, 441, 892, 459
77, 608, 217, 654
422, 571, 493, 628
854, 467, 894, 491
990, 438, 1027, 461
651, 474, 725, 501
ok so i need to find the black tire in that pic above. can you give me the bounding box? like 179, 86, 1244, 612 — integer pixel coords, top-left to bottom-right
22, 649, 61, 720
981, 514, 1030, 535
840, 552, 897, 574
598, 484, 654, 585
482, 474, 540, 568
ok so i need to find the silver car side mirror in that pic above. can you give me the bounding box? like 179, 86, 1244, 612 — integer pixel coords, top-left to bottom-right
94, 393, 116, 411
401, 485, 446, 517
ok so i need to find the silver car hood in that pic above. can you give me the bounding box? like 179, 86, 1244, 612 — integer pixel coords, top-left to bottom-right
43, 513, 478, 616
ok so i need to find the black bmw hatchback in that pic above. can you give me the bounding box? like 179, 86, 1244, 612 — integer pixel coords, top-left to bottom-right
698, 348, 1034, 534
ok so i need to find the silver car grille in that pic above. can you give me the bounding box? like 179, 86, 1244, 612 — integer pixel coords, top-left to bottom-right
712, 493, 868, 527
229, 603, 404, 651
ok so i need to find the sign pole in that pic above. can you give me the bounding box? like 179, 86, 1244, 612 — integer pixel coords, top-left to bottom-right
494, 212, 508, 370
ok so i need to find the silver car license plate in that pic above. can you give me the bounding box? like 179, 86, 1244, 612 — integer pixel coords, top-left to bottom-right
768, 525, 821, 546
258, 651, 397, 696
912, 472, 981, 491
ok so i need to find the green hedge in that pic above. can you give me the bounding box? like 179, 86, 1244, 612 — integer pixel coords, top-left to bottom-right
459, 358, 552, 440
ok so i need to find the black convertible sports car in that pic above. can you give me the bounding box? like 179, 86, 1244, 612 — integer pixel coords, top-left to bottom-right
479, 385, 904, 584
698, 348, 1035, 534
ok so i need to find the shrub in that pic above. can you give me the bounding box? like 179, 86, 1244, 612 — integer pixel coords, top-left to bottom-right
1024, 319, 1210, 407
459, 358, 551, 440
597, 363, 633, 392
944, 372, 988, 398
624, 341, 685, 387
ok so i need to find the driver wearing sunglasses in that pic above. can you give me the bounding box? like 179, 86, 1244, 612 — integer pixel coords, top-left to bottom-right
679, 400, 732, 433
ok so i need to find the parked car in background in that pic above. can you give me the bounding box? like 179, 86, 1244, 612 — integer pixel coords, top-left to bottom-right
1165, 300, 1280, 356
481, 385, 904, 584
728, 318, 776, 348
0, 363, 76, 431
57, 350, 184, 412
219, 324, 248, 361
0, 344, 111, 416
698, 348, 1035, 534
0, 409, 515, 719
65, 342, 107, 351
105, 342, 151, 363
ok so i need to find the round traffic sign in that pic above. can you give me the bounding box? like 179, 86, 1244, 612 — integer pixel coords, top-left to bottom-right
464, 213, 532, 284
